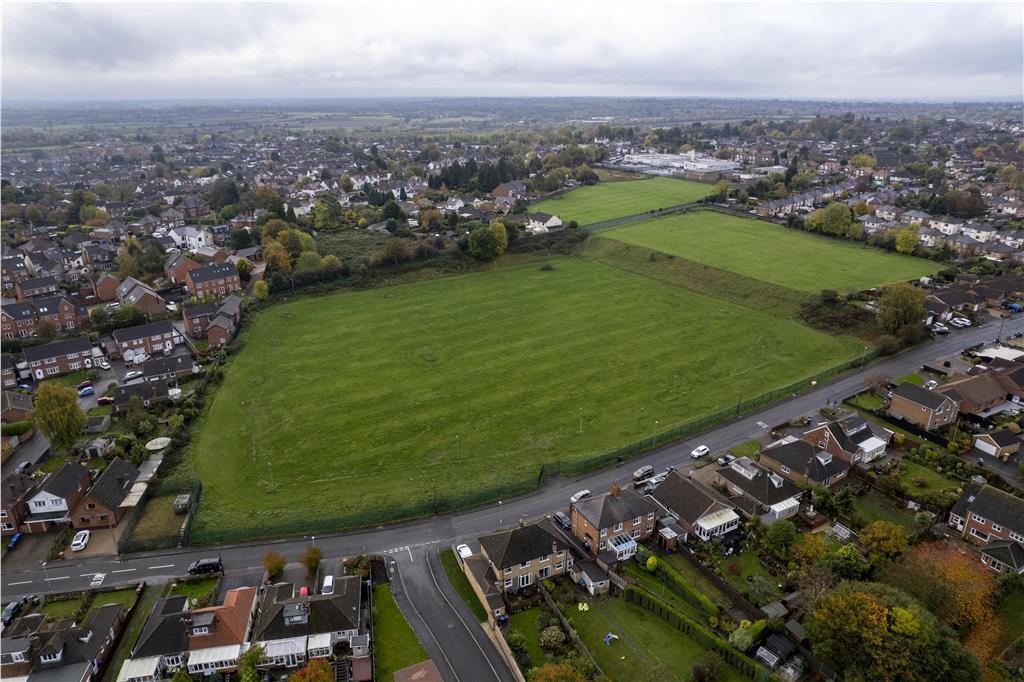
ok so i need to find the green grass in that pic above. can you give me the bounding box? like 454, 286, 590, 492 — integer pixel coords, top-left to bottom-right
506, 607, 547, 669
661, 554, 730, 608
620, 562, 707, 621
440, 549, 488, 622
103, 585, 157, 682
897, 460, 959, 492
37, 456, 67, 473
531, 177, 712, 225
190, 258, 862, 537
373, 584, 428, 681
730, 439, 763, 459
127, 495, 184, 543
87, 588, 138, 617
571, 596, 746, 682
851, 490, 919, 537
603, 211, 937, 292
848, 392, 885, 410
43, 370, 94, 388
39, 598, 80, 621
994, 589, 1024, 653
716, 549, 781, 601
167, 577, 218, 604
899, 373, 925, 385
89, 404, 114, 416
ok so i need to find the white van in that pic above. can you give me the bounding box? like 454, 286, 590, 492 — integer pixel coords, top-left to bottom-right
321, 574, 334, 595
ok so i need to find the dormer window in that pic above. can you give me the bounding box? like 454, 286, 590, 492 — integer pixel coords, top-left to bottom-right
192, 626, 209, 635
41, 649, 63, 664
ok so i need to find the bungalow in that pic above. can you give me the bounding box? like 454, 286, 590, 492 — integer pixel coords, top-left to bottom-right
712, 457, 803, 524
759, 436, 850, 488
478, 519, 573, 594
526, 212, 563, 233
21, 463, 92, 534
980, 542, 1024, 575
492, 181, 527, 200
113, 382, 170, 413
142, 354, 197, 384
71, 457, 139, 529
23, 336, 94, 380
972, 430, 1021, 462
803, 412, 892, 464
649, 471, 740, 543
939, 372, 1018, 420
570, 485, 657, 561
887, 381, 959, 431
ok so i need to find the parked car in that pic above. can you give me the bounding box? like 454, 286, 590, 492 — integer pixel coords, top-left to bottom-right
949, 317, 970, 328
16, 383, 33, 392
321, 574, 335, 595
15, 461, 31, 475
642, 473, 668, 495
166, 302, 179, 312
553, 511, 571, 529
717, 454, 736, 466
97, 359, 111, 370
456, 544, 473, 560
123, 370, 143, 381
930, 324, 949, 335
570, 489, 591, 504
70, 530, 91, 551
132, 353, 150, 366
77, 386, 95, 398
187, 557, 223, 575
1, 599, 25, 626
6, 533, 22, 551
690, 445, 710, 459
632, 465, 654, 482
924, 379, 939, 390
76, 380, 93, 390
96, 396, 115, 406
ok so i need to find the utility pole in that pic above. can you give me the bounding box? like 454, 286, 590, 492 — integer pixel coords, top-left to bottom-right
456, 435, 460, 459
578, 407, 583, 434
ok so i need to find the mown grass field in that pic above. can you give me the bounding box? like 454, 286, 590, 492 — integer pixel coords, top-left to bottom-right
603, 211, 937, 292
530, 177, 711, 225
373, 584, 427, 680
190, 258, 861, 537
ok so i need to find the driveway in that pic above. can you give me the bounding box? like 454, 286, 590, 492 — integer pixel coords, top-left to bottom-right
1, 431, 51, 479
1, 533, 56, 571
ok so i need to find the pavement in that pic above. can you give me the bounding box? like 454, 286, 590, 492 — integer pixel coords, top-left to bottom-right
1, 315, 1021, 681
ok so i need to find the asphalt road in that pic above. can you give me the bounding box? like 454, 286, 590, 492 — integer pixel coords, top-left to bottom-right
2, 315, 1020, 681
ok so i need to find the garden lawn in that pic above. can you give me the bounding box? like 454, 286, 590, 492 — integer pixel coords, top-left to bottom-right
851, 490, 919, 537
897, 460, 959, 492
716, 549, 781, 601
661, 554, 730, 608
440, 549, 488, 621
899, 373, 925, 385
373, 584, 427, 681
620, 562, 707, 621
506, 607, 547, 669
602, 211, 936, 292
103, 586, 158, 682
127, 496, 184, 543
190, 258, 863, 538
87, 589, 138, 616
572, 596, 746, 682
40, 598, 80, 621
530, 177, 711, 225
168, 578, 218, 604
848, 392, 884, 410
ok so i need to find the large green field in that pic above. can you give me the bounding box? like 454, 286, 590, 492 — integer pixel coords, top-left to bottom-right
190, 257, 861, 538
603, 211, 937, 292
531, 177, 711, 225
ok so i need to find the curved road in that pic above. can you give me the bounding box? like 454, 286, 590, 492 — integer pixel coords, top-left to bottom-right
3, 316, 1021, 681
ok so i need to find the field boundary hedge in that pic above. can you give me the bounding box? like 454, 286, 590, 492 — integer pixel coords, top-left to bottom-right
186, 348, 875, 545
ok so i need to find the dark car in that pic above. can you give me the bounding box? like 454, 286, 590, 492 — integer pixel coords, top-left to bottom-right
1, 599, 25, 626
6, 533, 22, 551
187, 557, 223, 575
96, 396, 115, 406
15, 461, 31, 475
553, 511, 571, 529
76, 380, 93, 390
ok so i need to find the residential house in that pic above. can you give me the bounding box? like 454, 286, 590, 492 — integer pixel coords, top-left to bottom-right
180, 195, 209, 219
980, 542, 1024, 575
570, 485, 656, 561
2, 255, 29, 292
251, 577, 369, 670
160, 208, 185, 228
526, 212, 563, 234
120, 596, 191, 680
169, 226, 211, 252
33, 296, 86, 333
21, 463, 92, 533
18, 604, 127, 682
181, 303, 219, 338
712, 457, 803, 523
185, 263, 241, 299
142, 355, 197, 384
802, 412, 892, 464
15, 275, 61, 301
23, 336, 94, 380
948, 484, 1024, 574
887, 381, 959, 431
928, 215, 963, 235
2, 353, 17, 389
478, 519, 573, 594
491, 181, 527, 200
82, 243, 118, 272
115, 278, 166, 317
2, 391, 34, 423
185, 587, 259, 677
759, 436, 850, 488
70, 457, 139, 529
2, 302, 38, 338
164, 253, 200, 285
649, 471, 740, 543
939, 372, 1019, 421
972, 430, 1021, 462
1, 473, 36, 535
113, 382, 170, 413
112, 321, 181, 361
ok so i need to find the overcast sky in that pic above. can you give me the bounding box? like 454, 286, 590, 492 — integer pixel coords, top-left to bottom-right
2, 1, 1022, 102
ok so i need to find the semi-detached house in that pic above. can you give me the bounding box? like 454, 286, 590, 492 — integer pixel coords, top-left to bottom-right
948, 483, 1024, 575
570, 485, 656, 561
22, 336, 94, 380
478, 519, 573, 596
112, 321, 182, 361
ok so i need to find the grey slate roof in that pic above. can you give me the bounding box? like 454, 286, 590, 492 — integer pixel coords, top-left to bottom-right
84, 457, 139, 510
951, 484, 1024, 534
188, 262, 238, 285
574, 488, 656, 530
38, 463, 89, 499
113, 320, 175, 344
760, 439, 849, 485
133, 596, 189, 658
252, 577, 362, 642
982, 541, 1024, 571
22, 336, 92, 363
650, 471, 733, 526
891, 381, 955, 411
718, 460, 803, 507
479, 518, 569, 570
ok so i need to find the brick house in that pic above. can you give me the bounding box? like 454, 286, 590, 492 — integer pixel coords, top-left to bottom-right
2, 302, 37, 338
112, 321, 182, 360
23, 336, 94, 380
802, 412, 892, 465
113, 382, 170, 413
939, 372, 1019, 420
83, 243, 118, 272
972, 430, 1021, 462
184, 296, 241, 343
142, 355, 197, 384
94, 273, 121, 302
32, 296, 86, 333
649, 471, 740, 543
570, 485, 656, 561
759, 436, 850, 488
182, 303, 219, 338
185, 587, 259, 677
15, 275, 61, 300
1, 473, 36, 535
2, 354, 17, 389
70, 457, 140, 529
1, 256, 29, 292
478, 519, 573, 594
2, 391, 34, 423
185, 262, 241, 299
713, 457, 804, 523
164, 253, 201, 285
21, 463, 92, 533
116, 278, 167, 317
948, 483, 1024, 574
887, 382, 959, 431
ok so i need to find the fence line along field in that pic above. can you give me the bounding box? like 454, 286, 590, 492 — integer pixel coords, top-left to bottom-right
602, 211, 937, 292
530, 176, 712, 225
189, 257, 862, 538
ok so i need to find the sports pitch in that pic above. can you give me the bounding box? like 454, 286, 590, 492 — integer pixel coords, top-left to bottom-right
189, 257, 862, 538
603, 211, 937, 292
530, 176, 711, 225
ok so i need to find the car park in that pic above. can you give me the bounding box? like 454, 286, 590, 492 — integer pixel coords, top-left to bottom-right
77, 386, 95, 398
632, 465, 654, 481
690, 445, 710, 459
187, 557, 223, 575
70, 530, 91, 551
717, 454, 736, 466
96, 396, 115, 406
570, 489, 591, 504
553, 511, 571, 529
456, 543, 473, 560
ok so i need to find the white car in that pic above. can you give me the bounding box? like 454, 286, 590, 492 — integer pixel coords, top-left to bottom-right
132, 353, 150, 366
690, 445, 710, 459
949, 317, 970, 328
97, 359, 111, 370
570, 489, 591, 504
123, 370, 143, 381
70, 530, 91, 552
924, 379, 939, 390
717, 454, 736, 466
456, 544, 473, 560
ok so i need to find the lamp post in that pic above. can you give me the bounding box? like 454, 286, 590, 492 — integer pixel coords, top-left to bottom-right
859, 345, 869, 370
456, 435, 460, 459
578, 407, 583, 434
653, 419, 660, 447
41, 561, 48, 581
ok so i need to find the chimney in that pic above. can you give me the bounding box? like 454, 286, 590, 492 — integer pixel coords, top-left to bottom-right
518, 518, 525, 528
610, 483, 621, 498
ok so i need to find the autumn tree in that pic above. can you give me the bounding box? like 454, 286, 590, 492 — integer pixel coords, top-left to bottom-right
33, 383, 87, 453
419, 209, 443, 232
791, 532, 827, 567
377, 238, 413, 265
312, 195, 344, 231
238, 644, 264, 682
263, 551, 285, 581
876, 282, 926, 334
528, 662, 586, 682
290, 657, 333, 682
253, 280, 269, 300
320, 254, 342, 278
879, 542, 996, 631
763, 519, 797, 558
859, 520, 908, 562
299, 544, 322, 579
895, 223, 919, 255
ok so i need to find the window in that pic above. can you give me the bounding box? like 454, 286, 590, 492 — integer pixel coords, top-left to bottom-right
970, 527, 990, 542
69, 362, 80, 370
991, 523, 1003, 533
539, 554, 549, 563
632, 528, 640, 539
970, 512, 987, 525
503, 567, 511, 575
80, 517, 89, 523
0, 509, 6, 518
555, 563, 563, 571
648, 511, 655, 520
633, 516, 641, 525
780, 465, 791, 474
646, 523, 654, 533
46, 367, 60, 375
613, 522, 623, 532
10, 652, 25, 663
598, 540, 605, 550
567, 557, 573, 568
1, 522, 13, 531
1010, 531, 1024, 543
518, 574, 532, 588
86, 503, 96, 510
192, 626, 209, 635
519, 560, 530, 569
40, 652, 62, 664
600, 528, 607, 538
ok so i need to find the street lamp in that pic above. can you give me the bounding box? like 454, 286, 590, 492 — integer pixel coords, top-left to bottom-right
456, 435, 460, 459
653, 419, 660, 447
41, 561, 48, 581
578, 407, 583, 434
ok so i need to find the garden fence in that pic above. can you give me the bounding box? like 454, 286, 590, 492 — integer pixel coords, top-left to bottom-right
583, 201, 701, 231
119, 479, 203, 554
670, 548, 761, 621
537, 582, 605, 679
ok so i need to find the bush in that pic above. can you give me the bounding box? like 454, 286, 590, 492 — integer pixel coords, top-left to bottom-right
692, 651, 724, 682
506, 628, 527, 653
655, 562, 719, 615
263, 552, 285, 581
2, 421, 33, 436
539, 625, 565, 651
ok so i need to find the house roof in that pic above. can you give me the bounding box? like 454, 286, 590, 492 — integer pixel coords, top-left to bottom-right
650, 471, 732, 526
982, 541, 1024, 571
478, 518, 569, 570
574, 488, 656, 530
891, 381, 954, 411
978, 430, 1021, 448
113, 320, 175, 344
187, 262, 238, 285
133, 597, 190, 658
2, 302, 35, 321
252, 578, 362, 642
939, 373, 1012, 410
188, 587, 257, 650
19, 275, 60, 291
114, 382, 170, 407
83, 457, 139, 511
22, 336, 92, 363
717, 459, 803, 507
3, 390, 34, 414
951, 484, 1024, 535
760, 438, 849, 485
183, 303, 219, 319
37, 463, 89, 499
142, 354, 192, 379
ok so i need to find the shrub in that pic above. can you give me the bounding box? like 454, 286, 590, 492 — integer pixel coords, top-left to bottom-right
505, 628, 527, 653
691, 651, 724, 682
539, 625, 565, 651
263, 552, 285, 581
655, 562, 719, 615
2, 421, 33, 437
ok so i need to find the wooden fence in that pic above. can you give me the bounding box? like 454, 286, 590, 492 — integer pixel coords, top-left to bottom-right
537, 582, 605, 678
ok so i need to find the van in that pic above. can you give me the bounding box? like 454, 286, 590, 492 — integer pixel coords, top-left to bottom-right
321, 575, 335, 596
632, 465, 654, 482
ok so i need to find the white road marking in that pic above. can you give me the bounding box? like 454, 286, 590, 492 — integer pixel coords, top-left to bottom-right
111, 568, 136, 573
44, 576, 69, 581
8, 580, 32, 586
407, 546, 414, 562
149, 564, 174, 569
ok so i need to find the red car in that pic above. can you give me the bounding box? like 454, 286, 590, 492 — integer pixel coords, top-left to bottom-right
96, 396, 115, 406
76, 380, 93, 390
